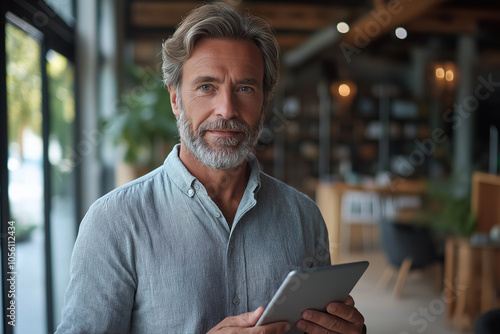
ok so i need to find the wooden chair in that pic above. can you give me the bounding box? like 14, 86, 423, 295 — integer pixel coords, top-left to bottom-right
340, 190, 381, 253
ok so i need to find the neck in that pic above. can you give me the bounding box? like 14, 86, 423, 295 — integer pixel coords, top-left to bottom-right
178, 143, 250, 225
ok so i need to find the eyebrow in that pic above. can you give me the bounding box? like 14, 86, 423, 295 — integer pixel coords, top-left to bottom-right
190, 76, 262, 88
238, 78, 262, 87
190, 76, 221, 86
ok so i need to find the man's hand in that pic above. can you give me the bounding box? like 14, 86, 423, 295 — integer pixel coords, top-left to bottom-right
207, 306, 291, 334
295, 295, 365, 334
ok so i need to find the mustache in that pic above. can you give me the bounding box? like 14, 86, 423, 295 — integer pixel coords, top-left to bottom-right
198, 118, 251, 135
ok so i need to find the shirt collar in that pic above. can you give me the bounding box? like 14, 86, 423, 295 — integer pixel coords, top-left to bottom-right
164, 144, 261, 197
246, 152, 261, 195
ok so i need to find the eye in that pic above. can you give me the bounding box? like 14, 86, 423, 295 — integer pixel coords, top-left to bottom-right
239, 86, 253, 93
200, 84, 211, 91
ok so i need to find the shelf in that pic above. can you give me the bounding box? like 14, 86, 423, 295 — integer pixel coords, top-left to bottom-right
254, 89, 442, 193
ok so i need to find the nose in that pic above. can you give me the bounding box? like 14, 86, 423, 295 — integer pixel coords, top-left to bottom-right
214, 87, 238, 119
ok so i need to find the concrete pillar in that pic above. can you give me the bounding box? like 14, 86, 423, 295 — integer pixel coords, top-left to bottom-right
453, 35, 477, 180
410, 47, 432, 101
77, 0, 101, 216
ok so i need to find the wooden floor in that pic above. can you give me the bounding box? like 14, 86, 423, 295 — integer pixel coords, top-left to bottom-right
341, 249, 473, 334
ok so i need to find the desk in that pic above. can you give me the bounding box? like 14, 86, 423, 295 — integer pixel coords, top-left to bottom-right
316, 179, 426, 264
444, 238, 500, 331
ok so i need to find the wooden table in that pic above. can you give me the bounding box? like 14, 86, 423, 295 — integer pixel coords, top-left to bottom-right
444, 237, 500, 331
316, 179, 426, 264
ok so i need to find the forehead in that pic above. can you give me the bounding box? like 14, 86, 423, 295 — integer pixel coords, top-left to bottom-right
183, 38, 264, 83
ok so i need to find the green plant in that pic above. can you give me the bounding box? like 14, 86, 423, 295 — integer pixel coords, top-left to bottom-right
423, 175, 476, 237
101, 64, 178, 168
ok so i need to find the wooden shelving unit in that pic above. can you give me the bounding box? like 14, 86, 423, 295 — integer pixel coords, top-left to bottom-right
255, 82, 443, 199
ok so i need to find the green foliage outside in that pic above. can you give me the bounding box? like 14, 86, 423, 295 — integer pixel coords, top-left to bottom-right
6, 24, 76, 240
6, 23, 42, 241
6, 23, 42, 154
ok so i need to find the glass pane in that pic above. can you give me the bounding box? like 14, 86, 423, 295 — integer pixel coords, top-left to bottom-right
6, 22, 46, 333
46, 49, 77, 328
43, 0, 75, 26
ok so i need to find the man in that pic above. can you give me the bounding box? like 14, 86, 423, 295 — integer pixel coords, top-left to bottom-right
57, 3, 366, 333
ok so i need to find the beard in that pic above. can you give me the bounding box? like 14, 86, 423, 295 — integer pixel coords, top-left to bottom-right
176, 99, 264, 170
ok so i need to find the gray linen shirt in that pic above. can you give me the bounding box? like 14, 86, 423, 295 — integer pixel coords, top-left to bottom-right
56, 145, 330, 333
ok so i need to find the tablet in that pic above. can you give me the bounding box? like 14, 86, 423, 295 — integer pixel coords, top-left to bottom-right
255, 261, 369, 333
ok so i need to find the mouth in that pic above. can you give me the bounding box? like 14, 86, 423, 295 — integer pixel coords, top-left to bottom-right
207, 129, 242, 137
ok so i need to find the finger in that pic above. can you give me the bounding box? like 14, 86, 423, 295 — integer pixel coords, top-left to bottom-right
297, 317, 360, 334
299, 307, 364, 333
344, 295, 355, 307
299, 310, 345, 333
221, 307, 291, 333
254, 307, 291, 333
254, 321, 291, 334
208, 308, 291, 334
326, 302, 364, 325
222, 307, 265, 327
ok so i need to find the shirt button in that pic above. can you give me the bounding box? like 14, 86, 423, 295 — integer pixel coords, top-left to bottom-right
187, 189, 194, 196
214, 212, 221, 218
194, 184, 200, 190
233, 295, 240, 305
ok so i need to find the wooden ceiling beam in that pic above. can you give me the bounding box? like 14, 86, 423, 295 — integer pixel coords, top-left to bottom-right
130, 1, 352, 31
429, 7, 500, 21
131, 2, 199, 28
405, 17, 478, 35
239, 3, 351, 31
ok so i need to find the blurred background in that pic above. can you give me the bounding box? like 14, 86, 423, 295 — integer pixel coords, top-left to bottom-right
1, 0, 500, 333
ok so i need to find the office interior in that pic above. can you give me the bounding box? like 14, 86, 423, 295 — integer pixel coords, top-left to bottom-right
1, 0, 500, 333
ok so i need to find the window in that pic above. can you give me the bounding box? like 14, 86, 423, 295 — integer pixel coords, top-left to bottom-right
6, 20, 46, 333
1, 2, 76, 333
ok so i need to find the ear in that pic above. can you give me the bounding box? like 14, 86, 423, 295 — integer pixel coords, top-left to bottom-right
167, 84, 180, 117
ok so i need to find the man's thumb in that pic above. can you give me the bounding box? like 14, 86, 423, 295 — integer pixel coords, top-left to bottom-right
242, 306, 264, 326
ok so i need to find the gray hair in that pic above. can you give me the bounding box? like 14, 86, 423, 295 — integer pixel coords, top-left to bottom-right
161, 3, 280, 104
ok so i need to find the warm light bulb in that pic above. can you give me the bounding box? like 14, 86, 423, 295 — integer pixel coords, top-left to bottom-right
338, 84, 351, 97
435, 67, 445, 79
445, 69, 454, 81
337, 22, 350, 34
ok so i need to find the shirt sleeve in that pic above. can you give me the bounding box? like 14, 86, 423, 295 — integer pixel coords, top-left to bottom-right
56, 198, 136, 334
313, 207, 332, 267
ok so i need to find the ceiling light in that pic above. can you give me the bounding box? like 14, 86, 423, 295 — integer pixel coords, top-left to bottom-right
395, 27, 407, 39
337, 22, 350, 34
445, 69, 454, 81
435, 67, 445, 79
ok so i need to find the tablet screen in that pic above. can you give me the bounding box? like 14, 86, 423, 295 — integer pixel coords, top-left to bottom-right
255, 261, 369, 333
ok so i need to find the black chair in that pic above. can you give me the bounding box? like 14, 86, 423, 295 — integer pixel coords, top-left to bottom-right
475, 308, 500, 334
377, 215, 441, 297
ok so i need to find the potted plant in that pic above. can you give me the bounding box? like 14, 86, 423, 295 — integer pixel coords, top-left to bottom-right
101, 64, 178, 185
423, 175, 476, 238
